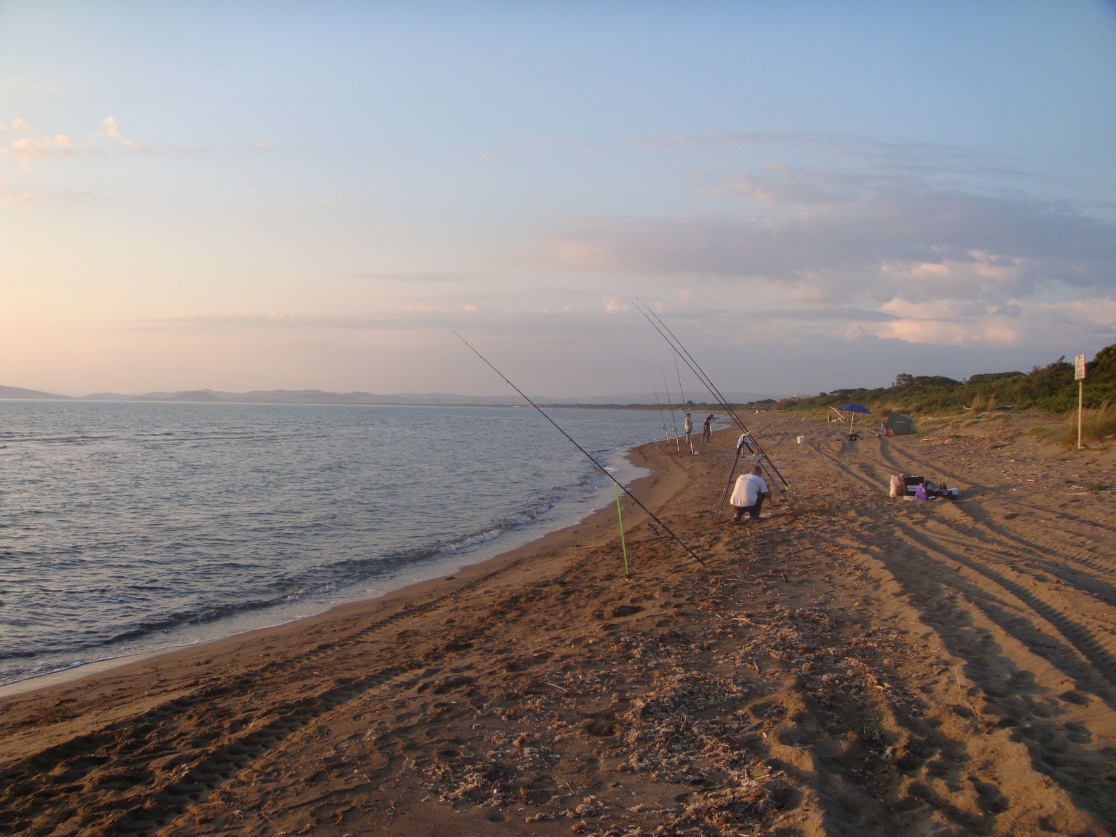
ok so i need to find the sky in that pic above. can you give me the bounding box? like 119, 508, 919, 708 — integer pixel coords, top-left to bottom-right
2, 1, 1114, 400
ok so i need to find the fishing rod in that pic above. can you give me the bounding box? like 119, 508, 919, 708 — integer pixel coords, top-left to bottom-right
635, 298, 787, 486
675, 355, 694, 454
649, 377, 671, 446
637, 298, 749, 430
711, 431, 772, 520
638, 299, 731, 414
660, 364, 680, 451
713, 445, 743, 521
633, 299, 791, 492
447, 326, 704, 566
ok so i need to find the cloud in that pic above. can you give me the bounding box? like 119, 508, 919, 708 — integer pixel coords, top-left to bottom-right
521, 151, 1116, 351
859, 294, 1116, 350
868, 299, 1024, 347
534, 176, 1113, 294
1, 115, 153, 170
0, 121, 66, 167
345, 270, 475, 283
0, 181, 35, 204
648, 131, 1026, 183
92, 116, 142, 150
136, 311, 437, 333
2, 117, 35, 135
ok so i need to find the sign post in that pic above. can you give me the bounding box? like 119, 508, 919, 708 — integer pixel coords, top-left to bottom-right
1075, 353, 1087, 449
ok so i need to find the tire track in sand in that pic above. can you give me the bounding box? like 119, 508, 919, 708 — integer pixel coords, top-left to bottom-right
0, 548, 557, 835
793, 435, 1116, 829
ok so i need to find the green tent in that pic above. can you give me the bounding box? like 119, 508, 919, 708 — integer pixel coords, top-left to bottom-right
884, 411, 917, 436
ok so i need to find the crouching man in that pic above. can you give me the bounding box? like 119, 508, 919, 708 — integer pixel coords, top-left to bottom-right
730, 465, 770, 522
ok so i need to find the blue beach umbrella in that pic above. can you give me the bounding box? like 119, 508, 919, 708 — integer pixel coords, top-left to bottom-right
838, 402, 871, 434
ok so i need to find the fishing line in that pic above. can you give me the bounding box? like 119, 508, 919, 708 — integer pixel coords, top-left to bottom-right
634, 298, 789, 488
447, 326, 705, 566
632, 299, 792, 492
660, 364, 680, 451
637, 298, 743, 427
649, 377, 670, 445
636, 300, 724, 407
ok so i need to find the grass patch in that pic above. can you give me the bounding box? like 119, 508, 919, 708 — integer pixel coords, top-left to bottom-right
1062, 401, 1116, 447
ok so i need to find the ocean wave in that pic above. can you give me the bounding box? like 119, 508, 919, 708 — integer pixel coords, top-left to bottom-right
0, 402, 664, 688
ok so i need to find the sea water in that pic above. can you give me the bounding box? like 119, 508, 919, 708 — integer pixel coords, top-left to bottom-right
0, 400, 669, 690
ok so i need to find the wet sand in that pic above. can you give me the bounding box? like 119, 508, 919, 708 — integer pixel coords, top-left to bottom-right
2, 412, 1114, 836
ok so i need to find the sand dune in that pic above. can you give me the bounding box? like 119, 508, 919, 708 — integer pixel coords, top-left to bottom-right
1, 412, 1113, 835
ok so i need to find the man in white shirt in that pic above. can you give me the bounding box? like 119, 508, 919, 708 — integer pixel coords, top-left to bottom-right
730, 465, 770, 521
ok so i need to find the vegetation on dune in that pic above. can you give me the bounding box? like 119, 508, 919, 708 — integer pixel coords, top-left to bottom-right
1060, 400, 1116, 447
709, 343, 1116, 447
751, 343, 1116, 418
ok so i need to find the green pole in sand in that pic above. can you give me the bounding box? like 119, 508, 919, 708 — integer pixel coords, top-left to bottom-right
615, 483, 630, 578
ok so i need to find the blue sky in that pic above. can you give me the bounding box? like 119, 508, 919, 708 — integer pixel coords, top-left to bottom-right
2, 1, 1114, 398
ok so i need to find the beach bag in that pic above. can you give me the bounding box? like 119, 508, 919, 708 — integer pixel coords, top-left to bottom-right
889, 474, 904, 498
914, 483, 928, 501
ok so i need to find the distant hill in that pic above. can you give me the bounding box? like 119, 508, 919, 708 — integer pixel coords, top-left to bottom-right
122, 389, 772, 407
0, 385, 73, 400
64, 388, 773, 407
0, 385, 769, 408
94, 390, 540, 406
126, 389, 228, 403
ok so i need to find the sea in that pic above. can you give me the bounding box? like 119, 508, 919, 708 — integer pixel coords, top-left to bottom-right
0, 400, 670, 693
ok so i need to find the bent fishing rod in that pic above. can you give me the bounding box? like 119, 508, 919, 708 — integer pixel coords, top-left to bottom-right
447, 326, 704, 566
632, 299, 791, 492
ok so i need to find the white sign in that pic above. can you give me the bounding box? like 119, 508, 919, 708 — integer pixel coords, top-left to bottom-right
1075, 353, 1086, 381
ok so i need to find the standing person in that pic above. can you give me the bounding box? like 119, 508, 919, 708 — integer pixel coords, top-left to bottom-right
730, 465, 770, 521
684, 412, 694, 453
701, 414, 714, 443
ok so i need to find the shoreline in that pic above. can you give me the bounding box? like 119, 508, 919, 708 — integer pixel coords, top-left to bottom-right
3, 413, 1114, 835
0, 441, 653, 700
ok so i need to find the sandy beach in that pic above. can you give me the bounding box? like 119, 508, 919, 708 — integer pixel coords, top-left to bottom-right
2, 412, 1114, 836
